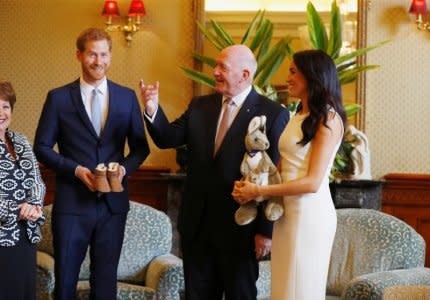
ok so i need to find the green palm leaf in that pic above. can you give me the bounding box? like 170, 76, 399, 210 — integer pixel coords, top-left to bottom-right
339, 65, 379, 84
211, 19, 235, 46
256, 50, 287, 87
241, 10, 264, 45
255, 36, 293, 79
327, 0, 342, 59
335, 40, 390, 65
253, 84, 265, 95
285, 42, 295, 58
180, 67, 215, 88
192, 52, 216, 68
249, 19, 271, 52
255, 41, 282, 79
344, 103, 361, 117
307, 1, 328, 51
196, 20, 224, 50
336, 60, 356, 73
256, 22, 273, 61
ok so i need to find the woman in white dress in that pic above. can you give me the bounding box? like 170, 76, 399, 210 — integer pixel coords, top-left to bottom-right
232, 50, 346, 300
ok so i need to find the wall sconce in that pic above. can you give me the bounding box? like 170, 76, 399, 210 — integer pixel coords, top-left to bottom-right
409, 0, 430, 31
102, 0, 146, 46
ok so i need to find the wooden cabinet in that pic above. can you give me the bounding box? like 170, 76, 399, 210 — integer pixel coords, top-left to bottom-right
382, 173, 430, 267
40, 165, 171, 212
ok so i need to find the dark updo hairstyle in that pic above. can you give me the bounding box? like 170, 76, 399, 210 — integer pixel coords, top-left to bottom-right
293, 49, 346, 146
0, 80, 16, 111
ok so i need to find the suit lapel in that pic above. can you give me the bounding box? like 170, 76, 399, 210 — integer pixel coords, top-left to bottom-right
70, 79, 99, 139
214, 88, 260, 158
207, 94, 223, 158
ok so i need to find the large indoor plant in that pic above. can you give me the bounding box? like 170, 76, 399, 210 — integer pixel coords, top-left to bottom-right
181, 9, 294, 99
304, 1, 387, 180
181, 1, 386, 180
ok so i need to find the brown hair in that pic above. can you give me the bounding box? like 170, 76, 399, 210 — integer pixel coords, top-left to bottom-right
76, 28, 112, 52
0, 80, 16, 111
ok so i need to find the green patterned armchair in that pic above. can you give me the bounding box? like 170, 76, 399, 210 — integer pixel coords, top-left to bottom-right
256, 209, 430, 300
36, 201, 184, 300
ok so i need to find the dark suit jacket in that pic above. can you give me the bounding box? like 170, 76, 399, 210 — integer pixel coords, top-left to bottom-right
34, 79, 149, 215
145, 89, 289, 252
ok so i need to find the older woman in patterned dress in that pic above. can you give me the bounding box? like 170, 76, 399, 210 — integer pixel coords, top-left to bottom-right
0, 80, 46, 300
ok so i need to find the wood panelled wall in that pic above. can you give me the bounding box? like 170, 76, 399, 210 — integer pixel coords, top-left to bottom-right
382, 173, 430, 267
41, 165, 170, 212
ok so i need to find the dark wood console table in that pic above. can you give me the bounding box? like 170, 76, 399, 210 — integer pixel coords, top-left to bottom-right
329, 179, 383, 210
40, 164, 171, 212
161, 172, 186, 257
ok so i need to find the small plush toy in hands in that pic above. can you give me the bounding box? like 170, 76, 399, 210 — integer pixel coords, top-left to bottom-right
234, 115, 284, 225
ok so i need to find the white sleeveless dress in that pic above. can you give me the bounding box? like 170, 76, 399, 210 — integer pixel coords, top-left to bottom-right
270, 112, 342, 300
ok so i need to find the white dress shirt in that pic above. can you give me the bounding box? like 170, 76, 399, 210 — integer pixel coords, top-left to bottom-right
80, 77, 109, 131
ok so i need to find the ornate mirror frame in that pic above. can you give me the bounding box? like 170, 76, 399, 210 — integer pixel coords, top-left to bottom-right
356, 0, 369, 131
192, 0, 369, 130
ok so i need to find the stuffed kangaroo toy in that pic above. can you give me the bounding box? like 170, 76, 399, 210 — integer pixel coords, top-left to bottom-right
235, 115, 284, 225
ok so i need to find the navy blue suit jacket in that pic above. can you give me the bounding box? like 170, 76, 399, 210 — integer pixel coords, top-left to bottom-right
145, 89, 289, 252
34, 79, 149, 215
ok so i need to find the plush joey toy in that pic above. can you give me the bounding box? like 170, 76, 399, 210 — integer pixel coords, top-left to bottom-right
235, 115, 284, 226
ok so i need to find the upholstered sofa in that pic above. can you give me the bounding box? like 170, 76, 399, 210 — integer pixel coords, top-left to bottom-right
36, 201, 184, 300
256, 209, 430, 300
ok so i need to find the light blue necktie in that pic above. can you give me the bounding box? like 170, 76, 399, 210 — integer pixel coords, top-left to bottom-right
91, 89, 102, 136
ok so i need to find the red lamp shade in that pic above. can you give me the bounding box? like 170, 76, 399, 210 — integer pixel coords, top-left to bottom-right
102, 0, 120, 17
128, 0, 146, 17
410, 0, 428, 15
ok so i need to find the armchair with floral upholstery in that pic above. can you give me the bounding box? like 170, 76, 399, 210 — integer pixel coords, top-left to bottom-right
36, 201, 184, 300
256, 209, 430, 300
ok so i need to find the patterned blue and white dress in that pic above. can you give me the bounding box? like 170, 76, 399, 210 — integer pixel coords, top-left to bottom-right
0, 129, 46, 300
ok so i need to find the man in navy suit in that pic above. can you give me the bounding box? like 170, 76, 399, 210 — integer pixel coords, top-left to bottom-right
34, 28, 149, 300
140, 45, 289, 300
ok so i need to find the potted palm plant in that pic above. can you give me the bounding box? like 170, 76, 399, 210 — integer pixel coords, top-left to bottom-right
181, 9, 294, 99
303, 1, 388, 209
180, 1, 387, 181
304, 1, 387, 180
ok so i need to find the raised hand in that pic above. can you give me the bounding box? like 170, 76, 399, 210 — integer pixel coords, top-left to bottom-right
139, 79, 159, 117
